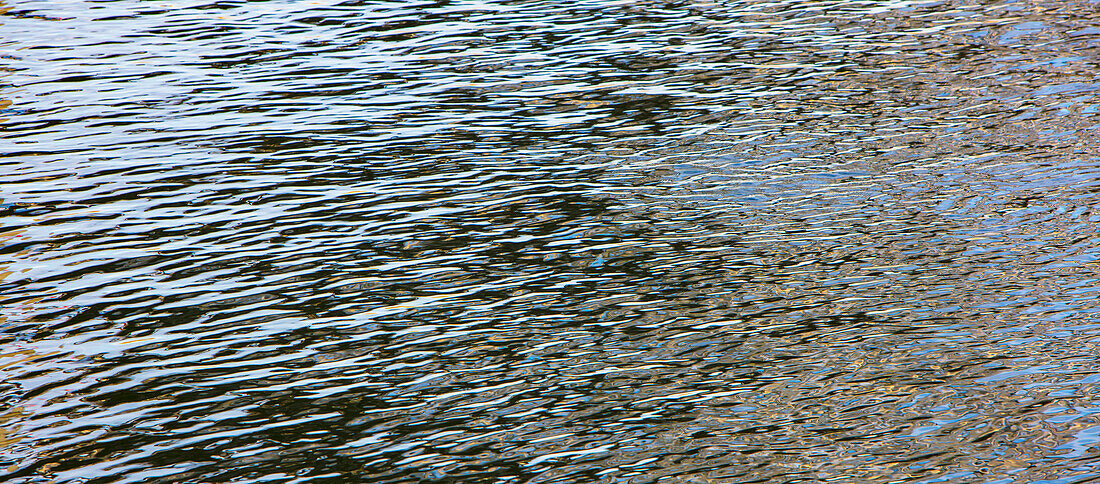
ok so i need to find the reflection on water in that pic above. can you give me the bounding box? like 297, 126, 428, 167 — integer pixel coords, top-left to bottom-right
3, 0, 1100, 482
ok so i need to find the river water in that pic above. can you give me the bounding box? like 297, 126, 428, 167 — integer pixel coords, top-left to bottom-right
3, 0, 1100, 482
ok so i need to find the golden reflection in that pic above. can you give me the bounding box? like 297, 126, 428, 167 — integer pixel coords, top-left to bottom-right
0, 99, 10, 124
0, 405, 29, 455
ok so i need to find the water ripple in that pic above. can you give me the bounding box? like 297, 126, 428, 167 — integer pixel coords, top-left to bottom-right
3, 0, 1100, 482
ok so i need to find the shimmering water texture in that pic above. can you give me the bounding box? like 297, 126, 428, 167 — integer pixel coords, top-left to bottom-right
3, 0, 1100, 482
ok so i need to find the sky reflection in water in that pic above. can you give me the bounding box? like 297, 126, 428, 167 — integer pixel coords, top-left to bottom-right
2, 0, 1100, 482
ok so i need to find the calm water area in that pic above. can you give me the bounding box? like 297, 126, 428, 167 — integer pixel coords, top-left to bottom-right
3, 0, 1100, 482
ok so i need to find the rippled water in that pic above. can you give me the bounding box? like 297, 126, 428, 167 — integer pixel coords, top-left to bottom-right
3, 0, 1100, 482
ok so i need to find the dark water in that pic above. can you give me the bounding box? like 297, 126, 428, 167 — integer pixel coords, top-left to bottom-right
3, 0, 1100, 482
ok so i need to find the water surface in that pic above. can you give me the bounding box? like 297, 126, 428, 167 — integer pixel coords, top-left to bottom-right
3, 0, 1100, 482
